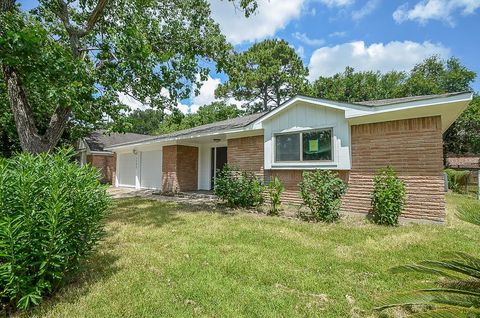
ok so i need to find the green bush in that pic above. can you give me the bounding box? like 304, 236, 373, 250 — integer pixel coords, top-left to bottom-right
0, 149, 110, 311
214, 164, 265, 208
299, 170, 347, 222
370, 167, 406, 226
444, 168, 470, 193
267, 177, 284, 216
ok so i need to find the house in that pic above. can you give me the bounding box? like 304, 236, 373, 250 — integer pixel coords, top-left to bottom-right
77, 130, 149, 184
106, 92, 473, 223
446, 153, 480, 185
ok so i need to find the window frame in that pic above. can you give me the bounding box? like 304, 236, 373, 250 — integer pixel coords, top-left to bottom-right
273, 127, 334, 164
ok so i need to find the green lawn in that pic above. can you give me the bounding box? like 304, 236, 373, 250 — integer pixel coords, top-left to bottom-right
21, 194, 479, 318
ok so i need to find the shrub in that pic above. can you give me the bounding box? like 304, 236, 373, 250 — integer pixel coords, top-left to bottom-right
370, 167, 406, 226
0, 149, 110, 311
299, 170, 347, 222
444, 168, 469, 193
267, 177, 284, 216
214, 164, 265, 208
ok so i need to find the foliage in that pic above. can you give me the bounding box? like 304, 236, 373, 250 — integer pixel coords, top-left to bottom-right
0, 149, 110, 311
299, 170, 347, 222
444, 168, 470, 193
216, 39, 309, 113
370, 167, 406, 226
214, 164, 265, 208
267, 177, 284, 216
377, 199, 480, 316
122, 109, 166, 135
309, 56, 475, 103
444, 96, 480, 155
0, 0, 257, 152
154, 102, 243, 135
457, 200, 480, 226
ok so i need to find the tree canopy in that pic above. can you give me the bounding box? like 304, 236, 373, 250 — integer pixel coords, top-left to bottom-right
0, 0, 257, 153
215, 39, 309, 113
124, 101, 243, 135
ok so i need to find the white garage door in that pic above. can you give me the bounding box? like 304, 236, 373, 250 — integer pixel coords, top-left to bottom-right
118, 153, 136, 187
140, 150, 162, 190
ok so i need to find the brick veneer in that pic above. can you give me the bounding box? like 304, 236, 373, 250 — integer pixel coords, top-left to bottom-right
342, 116, 445, 222
227, 135, 264, 177
162, 145, 198, 192
87, 153, 116, 184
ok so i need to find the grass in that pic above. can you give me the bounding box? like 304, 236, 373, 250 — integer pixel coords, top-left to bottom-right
18, 194, 479, 318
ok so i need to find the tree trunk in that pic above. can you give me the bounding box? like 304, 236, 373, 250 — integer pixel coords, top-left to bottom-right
1, 0, 73, 154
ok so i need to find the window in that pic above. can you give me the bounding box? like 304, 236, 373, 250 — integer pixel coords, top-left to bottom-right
303, 130, 332, 161
274, 128, 333, 162
275, 134, 300, 161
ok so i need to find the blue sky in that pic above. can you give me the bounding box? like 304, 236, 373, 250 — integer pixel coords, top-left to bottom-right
18, 0, 480, 112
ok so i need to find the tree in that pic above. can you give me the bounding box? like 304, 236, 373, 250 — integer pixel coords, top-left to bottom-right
444, 96, 480, 154
216, 39, 309, 113
153, 101, 243, 135
309, 67, 407, 103
0, 0, 257, 154
123, 109, 165, 135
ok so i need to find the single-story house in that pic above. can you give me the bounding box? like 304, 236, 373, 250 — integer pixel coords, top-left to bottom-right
77, 130, 148, 184
106, 92, 473, 223
446, 153, 480, 185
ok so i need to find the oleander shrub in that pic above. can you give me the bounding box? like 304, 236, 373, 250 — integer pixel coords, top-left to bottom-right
444, 168, 469, 193
299, 170, 347, 222
214, 164, 265, 208
0, 149, 110, 312
370, 167, 406, 226
267, 177, 284, 216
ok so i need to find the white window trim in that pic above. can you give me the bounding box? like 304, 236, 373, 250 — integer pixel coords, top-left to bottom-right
271, 126, 337, 168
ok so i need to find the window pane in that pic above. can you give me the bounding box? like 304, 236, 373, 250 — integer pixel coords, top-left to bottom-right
302, 130, 332, 161
275, 134, 300, 161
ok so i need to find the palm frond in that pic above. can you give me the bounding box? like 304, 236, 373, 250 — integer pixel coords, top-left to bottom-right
457, 201, 480, 226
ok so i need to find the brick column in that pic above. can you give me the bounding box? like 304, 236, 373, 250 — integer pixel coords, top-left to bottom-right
162, 145, 198, 192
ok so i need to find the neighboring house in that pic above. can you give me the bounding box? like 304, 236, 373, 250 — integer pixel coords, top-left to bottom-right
106, 92, 473, 223
446, 154, 480, 185
77, 131, 149, 184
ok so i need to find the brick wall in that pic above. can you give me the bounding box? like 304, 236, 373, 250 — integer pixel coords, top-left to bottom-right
227, 135, 264, 176
267, 170, 349, 204
162, 145, 198, 192
342, 116, 445, 222
87, 153, 116, 184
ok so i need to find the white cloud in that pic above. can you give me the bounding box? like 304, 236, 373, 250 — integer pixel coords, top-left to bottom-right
210, 0, 305, 44
292, 32, 325, 46
295, 45, 305, 58
308, 40, 450, 80
118, 92, 146, 111
192, 75, 222, 106
393, 0, 480, 26
319, 0, 355, 7
352, 0, 380, 20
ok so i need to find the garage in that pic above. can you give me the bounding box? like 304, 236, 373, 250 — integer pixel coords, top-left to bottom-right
140, 150, 162, 190
117, 153, 136, 187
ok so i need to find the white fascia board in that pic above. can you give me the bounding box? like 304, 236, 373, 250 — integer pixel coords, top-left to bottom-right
345, 92, 473, 119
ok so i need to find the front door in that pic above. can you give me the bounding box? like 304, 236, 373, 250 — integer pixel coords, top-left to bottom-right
210, 147, 228, 189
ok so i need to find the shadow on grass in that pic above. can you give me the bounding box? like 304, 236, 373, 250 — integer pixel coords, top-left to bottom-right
15, 249, 120, 318
110, 197, 240, 227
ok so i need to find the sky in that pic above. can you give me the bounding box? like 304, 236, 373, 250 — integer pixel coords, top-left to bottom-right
18, 0, 480, 113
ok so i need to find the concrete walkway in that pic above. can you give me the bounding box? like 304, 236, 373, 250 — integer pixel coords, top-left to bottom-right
108, 187, 218, 205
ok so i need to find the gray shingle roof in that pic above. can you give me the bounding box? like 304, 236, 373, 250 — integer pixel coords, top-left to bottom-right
354, 92, 467, 107
84, 131, 150, 151
109, 112, 267, 147
107, 92, 469, 148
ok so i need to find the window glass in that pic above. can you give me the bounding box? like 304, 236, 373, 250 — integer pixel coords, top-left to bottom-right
302, 129, 332, 161
275, 133, 300, 161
